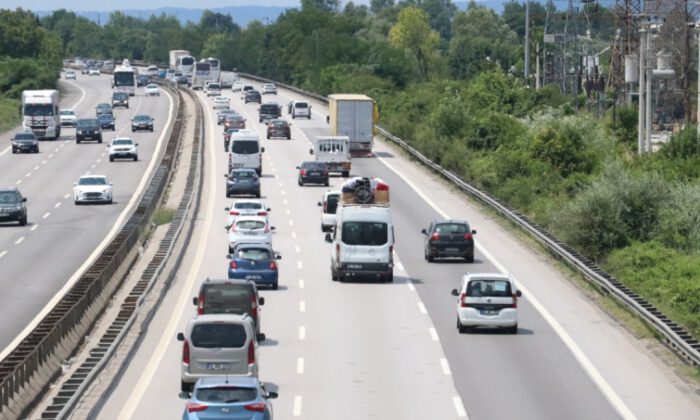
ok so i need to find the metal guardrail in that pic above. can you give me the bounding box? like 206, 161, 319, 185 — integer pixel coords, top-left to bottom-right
0, 82, 185, 420
238, 72, 700, 366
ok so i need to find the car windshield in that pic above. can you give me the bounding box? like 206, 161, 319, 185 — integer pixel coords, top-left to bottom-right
467, 280, 512, 297
195, 386, 258, 404
235, 220, 265, 230
77, 119, 98, 127
234, 202, 262, 210
190, 324, 246, 348
0, 192, 20, 203
113, 93, 127, 100
270, 121, 286, 127
208, 84, 221, 90
231, 141, 259, 154
113, 139, 133, 145
60, 110, 75, 116
14, 133, 36, 141
236, 248, 271, 261
23, 104, 54, 117
134, 116, 151, 122
78, 177, 107, 186
342, 222, 388, 246
435, 223, 469, 234
303, 162, 326, 170
261, 105, 278, 113
146, 84, 157, 89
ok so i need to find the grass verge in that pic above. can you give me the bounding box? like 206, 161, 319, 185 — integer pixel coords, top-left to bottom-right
0, 96, 20, 134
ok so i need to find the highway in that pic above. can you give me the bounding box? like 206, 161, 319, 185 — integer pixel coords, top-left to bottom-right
0, 72, 175, 357
79, 80, 700, 419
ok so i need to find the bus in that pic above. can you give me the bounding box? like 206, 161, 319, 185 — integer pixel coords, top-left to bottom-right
177, 55, 195, 76
206, 57, 221, 83
112, 64, 136, 96
191, 60, 214, 90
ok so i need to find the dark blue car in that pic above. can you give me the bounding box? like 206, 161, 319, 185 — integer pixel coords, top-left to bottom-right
227, 243, 281, 290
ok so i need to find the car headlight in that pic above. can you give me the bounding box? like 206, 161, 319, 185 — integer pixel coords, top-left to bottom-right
103, 189, 111, 194
12, 142, 19, 146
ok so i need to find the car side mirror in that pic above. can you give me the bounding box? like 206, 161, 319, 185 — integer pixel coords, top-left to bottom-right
225, 254, 232, 259
224, 174, 228, 178
451, 289, 459, 296
261, 147, 265, 153
270, 226, 276, 230
256, 333, 266, 342
267, 391, 279, 399
259, 297, 265, 305
192, 297, 198, 305
179, 391, 191, 399
22, 197, 27, 202
135, 143, 139, 146
516, 290, 522, 297
109, 182, 113, 186
177, 332, 185, 341
296, 166, 300, 170
225, 207, 230, 211
421, 229, 427, 235
266, 208, 271, 211
309, 149, 314, 155
324, 233, 332, 243
472, 229, 477, 235
317, 202, 322, 207
275, 254, 282, 260
72, 182, 77, 186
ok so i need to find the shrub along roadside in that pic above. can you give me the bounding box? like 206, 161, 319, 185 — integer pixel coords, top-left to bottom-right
0, 96, 20, 134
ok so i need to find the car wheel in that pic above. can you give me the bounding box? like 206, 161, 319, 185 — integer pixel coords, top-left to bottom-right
131, 129, 135, 133
385, 272, 393, 283
109, 156, 114, 162
98, 139, 102, 144
228, 245, 234, 254
292, 115, 295, 119
427, 255, 434, 263
181, 381, 192, 393
308, 115, 311, 119
76, 140, 81, 144
133, 155, 138, 161
272, 282, 279, 290
266, 135, 270, 140
19, 216, 27, 226
11, 148, 16, 154
107, 198, 113, 204
509, 324, 518, 334
465, 254, 474, 263
150, 128, 153, 132
457, 318, 467, 334
298, 179, 303, 186
287, 135, 291, 140
255, 192, 261, 198
324, 180, 329, 187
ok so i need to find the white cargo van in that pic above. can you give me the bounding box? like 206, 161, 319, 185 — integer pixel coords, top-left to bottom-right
228, 130, 264, 175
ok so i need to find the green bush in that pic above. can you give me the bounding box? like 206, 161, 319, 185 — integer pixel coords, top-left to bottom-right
654, 183, 700, 254
0, 96, 20, 133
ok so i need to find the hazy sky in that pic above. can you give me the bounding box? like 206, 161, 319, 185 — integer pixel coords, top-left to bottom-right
2, 0, 311, 10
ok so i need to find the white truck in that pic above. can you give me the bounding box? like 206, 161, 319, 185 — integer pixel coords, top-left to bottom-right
310, 136, 351, 177
22, 90, 61, 140
169, 50, 191, 70
327, 94, 378, 155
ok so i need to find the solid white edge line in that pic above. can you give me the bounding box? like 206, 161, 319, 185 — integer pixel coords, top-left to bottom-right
417, 302, 427, 314
429, 327, 439, 342
292, 395, 303, 417
298, 279, 305, 289
374, 153, 636, 420
297, 261, 303, 270
0, 88, 175, 362
452, 396, 468, 418
407, 279, 415, 291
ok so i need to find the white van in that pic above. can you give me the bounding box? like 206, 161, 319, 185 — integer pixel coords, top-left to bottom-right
325, 202, 394, 282
228, 130, 264, 175
317, 190, 340, 232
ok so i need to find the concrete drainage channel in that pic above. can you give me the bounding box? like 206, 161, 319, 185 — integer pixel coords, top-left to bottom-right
36, 87, 204, 419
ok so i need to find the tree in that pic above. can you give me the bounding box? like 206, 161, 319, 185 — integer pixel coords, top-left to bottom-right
199, 10, 240, 36
0, 9, 46, 59
371, 0, 395, 14
389, 6, 440, 79
404, 0, 456, 39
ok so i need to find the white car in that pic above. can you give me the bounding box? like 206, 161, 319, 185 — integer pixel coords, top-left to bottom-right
60, 109, 78, 127
261, 83, 277, 95
225, 199, 270, 228
74, 175, 113, 204
108, 137, 138, 162
227, 216, 274, 254
317, 190, 340, 232
451, 273, 521, 334
213, 96, 231, 110
290, 101, 311, 119
231, 81, 244, 92
65, 70, 76, 80
88, 68, 100, 76
144, 83, 160, 97
205, 82, 222, 97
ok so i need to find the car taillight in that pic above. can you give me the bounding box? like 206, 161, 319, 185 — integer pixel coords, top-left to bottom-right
323, 171, 329, 176
197, 292, 204, 315
244, 402, 266, 412
511, 293, 518, 308
251, 295, 258, 318
247, 339, 255, 365
430, 233, 440, 241
183, 339, 190, 364
257, 211, 267, 216
460, 293, 469, 308
323, 201, 328, 212
464, 233, 473, 241
389, 245, 393, 262
269, 261, 277, 270
300, 169, 306, 176
229, 210, 240, 216
264, 225, 270, 233
230, 260, 238, 269
186, 402, 208, 413
335, 243, 340, 263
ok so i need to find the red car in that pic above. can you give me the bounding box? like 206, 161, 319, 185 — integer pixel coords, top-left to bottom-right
266, 119, 291, 140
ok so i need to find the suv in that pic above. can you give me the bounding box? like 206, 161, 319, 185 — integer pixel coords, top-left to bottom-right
258, 102, 281, 123
111, 92, 129, 109
317, 190, 340, 232
192, 278, 265, 336
177, 313, 261, 392
75, 118, 102, 143
297, 161, 329, 186
290, 101, 311, 119
421, 219, 477, 263
451, 273, 522, 334
108, 137, 138, 162
0, 189, 28, 226
244, 90, 261, 104
60, 109, 78, 127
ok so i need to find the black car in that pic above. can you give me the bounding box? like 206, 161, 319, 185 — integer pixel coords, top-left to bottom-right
244, 90, 261, 104
75, 118, 103, 143
136, 74, 150, 87
11, 132, 39, 154
96, 103, 113, 116
266, 119, 290, 140
176, 75, 189, 87
225, 168, 261, 198
97, 113, 116, 130
258, 102, 281, 123
297, 161, 329, 186
131, 115, 154, 132
421, 220, 477, 263
0, 189, 28, 226
112, 92, 129, 109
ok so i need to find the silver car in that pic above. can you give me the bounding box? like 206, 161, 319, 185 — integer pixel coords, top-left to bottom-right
225, 199, 270, 228
176, 313, 262, 392
227, 216, 274, 254
451, 273, 522, 334
217, 109, 237, 125
261, 83, 277, 95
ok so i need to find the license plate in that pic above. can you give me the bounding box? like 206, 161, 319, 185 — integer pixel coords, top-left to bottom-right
480, 310, 499, 316
243, 232, 256, 235
445, 248, 459, 252
310, 172, 320, 176
246, 275, 262, 280
347, 264, 362, 269
207, 363, 231, 370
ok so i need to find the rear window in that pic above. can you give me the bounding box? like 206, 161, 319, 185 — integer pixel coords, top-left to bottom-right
260, 105, 279, 113
326, 195, 339, 214
202, 284, 253, 315
195, 386, 258, 403
231, 140, 259, 154
191, 323, 247, 348
342, 222, 388, 246
14, 133, 36, 140
467, 280, 512, 297
77, 119, 98, 127
236, 248, 271, 261
234, 202, 262, 210
236, 220, 265, 230
294, 102, 308, 109
435, 223, 469, 234
303, 162, 326, 170
230, 171, 256, 179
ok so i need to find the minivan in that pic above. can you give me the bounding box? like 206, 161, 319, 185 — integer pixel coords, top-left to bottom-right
228, 130, 264, 175
290, 101, 311, 119
258, 102, 281, 123
317, 190, 340, 232
192, 278, 265, 335
177, 313, 261, 392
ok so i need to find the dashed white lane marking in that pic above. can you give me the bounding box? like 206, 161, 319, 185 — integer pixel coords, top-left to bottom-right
289, 220, 294, 226
283, 199, 288, 205
407, 279, 416, 291
298, 279, 305, 289
280, 190, 286, 196
33, 166, 39, 170
63, 194, 70, 199
48, 154, 54, 158
453, 396, 468, 418
296, 357, 304, 374
91, 164, 96, 169
15, 180, 22, 185
101, 152, 105, 157
25, 172, 31, 178
41, 160, 47, 164
42, 212, 50, 219
30, 225, 38, 231
96, 159, 101, 163
417, 302, 427, 314
429, 327, 439, 342
278, 182, 283, 187
298, 326, 306, 340
299, 300, 306, 313
292, 396, 303, 417
14, 237, 25, 245
54, 202, 61, 209
297, 261, 303, 270
291, 232, 297, 239
294, 245, 300, 253
0, 251, 6, 259
440, 358, 452, 376
286, 209, 291, 216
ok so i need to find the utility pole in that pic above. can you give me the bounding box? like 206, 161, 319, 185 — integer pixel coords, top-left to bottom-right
697, 21, 700, 137
638, 25, 646, 155
525, 0, 530, 81
645, 27, 652, 153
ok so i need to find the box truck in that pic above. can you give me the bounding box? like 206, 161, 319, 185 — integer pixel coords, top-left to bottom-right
327, 94, 378, 155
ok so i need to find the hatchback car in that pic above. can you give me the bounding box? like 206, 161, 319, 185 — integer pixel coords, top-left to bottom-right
213, 96, 231, 110
217, 109, 237, 125
297, 161, 329, 186
73, 175, 112, 204
136, 74, 150, 87
193, 278, 265, 335
131, 114, 154, 132
317, 190, 340, 232
261, 83, 277, 95
227, 243, 281, 290
227, 216, 274, 253
290, 101, 311, 119
177, 314, 261, 392
244, 90, 261, 104
97, 113, 115, 131
225, 168, 260, 198
232, 81, 244, 92
88, 68, 100, 76
225, 199, 270, 228
179, 376, 277, 420
11, 132, 39, 154
60, 109, 78, 127
65, 70, 76, 80
422, 220, 477, 263
0, 189, 27, 226
75, 118, 102, 143
266, 119, 291, 140
144, 83, 160, 96
95, 103, 113, 116
224, 115, 246, 131
451, 273, 521, 334
176, 75, 190, 86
